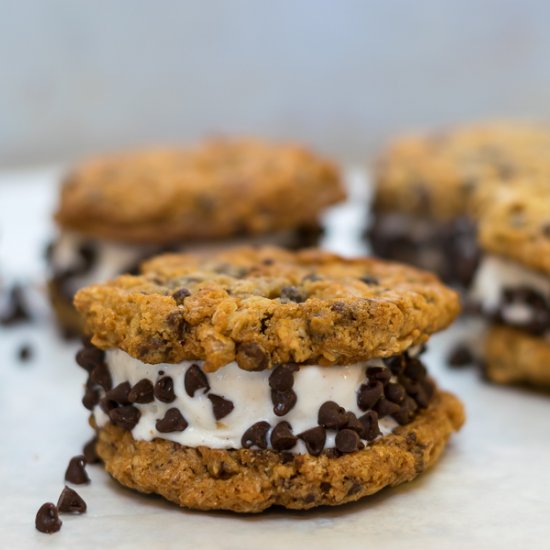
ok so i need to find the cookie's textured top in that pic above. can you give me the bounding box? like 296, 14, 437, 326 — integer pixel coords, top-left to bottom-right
374, 122, 550, 220
477, 183, 550, 275
55, 139, 344, 243
74, 247, 460, 371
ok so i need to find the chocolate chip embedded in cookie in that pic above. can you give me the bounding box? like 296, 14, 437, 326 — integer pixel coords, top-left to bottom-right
74, 246, 460, 370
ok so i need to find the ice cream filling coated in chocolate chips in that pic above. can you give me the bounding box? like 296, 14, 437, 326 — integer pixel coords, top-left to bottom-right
81, 340, 435, 456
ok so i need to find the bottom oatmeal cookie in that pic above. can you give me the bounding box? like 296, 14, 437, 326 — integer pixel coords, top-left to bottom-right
95, 391, 463, 513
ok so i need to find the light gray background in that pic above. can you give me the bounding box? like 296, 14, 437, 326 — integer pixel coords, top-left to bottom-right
2, 0, 550, 166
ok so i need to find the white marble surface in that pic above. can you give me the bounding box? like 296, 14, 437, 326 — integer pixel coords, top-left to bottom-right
0, 169, 549, 549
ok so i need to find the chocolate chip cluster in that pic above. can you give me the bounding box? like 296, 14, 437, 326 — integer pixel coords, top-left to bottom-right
78, 341, 233, 434
242, 350, 434, 457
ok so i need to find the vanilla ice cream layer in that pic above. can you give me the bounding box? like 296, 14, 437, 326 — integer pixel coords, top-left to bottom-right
470, 255, 550, 328
93, 349, 409, 453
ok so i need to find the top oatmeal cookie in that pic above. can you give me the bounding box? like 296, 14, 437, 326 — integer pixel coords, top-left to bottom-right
55, 138, 345, 243
74, 247, 460, 371
374, 121, 550, 220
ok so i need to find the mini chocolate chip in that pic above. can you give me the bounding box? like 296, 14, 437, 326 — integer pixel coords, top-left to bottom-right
360, 275, 379, 285
184, 364, 210, 396
347, 481, 362, 495
236, 342, 270, 371
262, 258, 275, 265
241, 421, 271, 449
0, 284, 31, 326
45, 240, 55, 262
270, 421, 297, 451
447, 344, 475, 368
280, 286, 306, 303
57, 486, 87, 514
99, 396, 118, 414
35, 502, 62, 534
357, 380, 384, 411
335, 429, 363, 453
411, 379, 434, 408
343, 412, 364, 435
104, 382, 131, 405
82, 385, 100, 411
358, 411, 382, 441
385, 382, 406, 404
384, 355, 405, 375
542, 223, 550, 237
366, 366, 391, 385
154, 376, 176, 403
318, 401, 348, 429
109, 405, 141, 430
82, 436, 100, 464
404, 358, 427, 381
90, 363, 112, 391
64, 455, 90, 484
375, 398, 402, 418
172, 287, 191, 304
271, 389, 297, 416
392, 396, 418, 425
320, 482, 332, 493
402, 376, 433, 408
165, 310, 188, 336
330, 301, 347, 314
269, 364, 298, 391
324, 448, 342, 459
128, 379, 155, 404
78, 241, 97, 272
208, 394, 234, 420
298, 426, 326, 456
302, 273, 322, 282
156, 408, 188, 433
17, 344, 33, 362
75, 346, 105, 373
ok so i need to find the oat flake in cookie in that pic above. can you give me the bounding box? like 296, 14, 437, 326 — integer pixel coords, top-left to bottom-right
74, 246, 464, 512
47, 138, 344, 335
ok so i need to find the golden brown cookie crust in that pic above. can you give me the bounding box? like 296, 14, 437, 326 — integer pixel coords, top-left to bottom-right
95, 390, 464, 512
484, 325, 550, 388
74, 247, 460, 371
55, 139, 345, 244
477, 184, 550, 276
374, 121, 550, 221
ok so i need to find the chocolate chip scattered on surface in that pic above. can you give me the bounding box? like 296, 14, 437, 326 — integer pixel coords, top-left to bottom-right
57, 486, 87, 514
35, 503, 62, 534
64, 455, 90, 485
